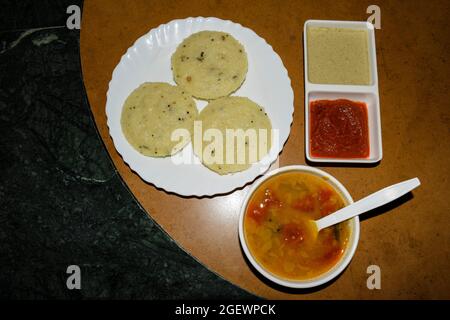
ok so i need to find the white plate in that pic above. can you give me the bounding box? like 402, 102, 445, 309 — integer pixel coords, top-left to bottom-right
106, 17, 294, 196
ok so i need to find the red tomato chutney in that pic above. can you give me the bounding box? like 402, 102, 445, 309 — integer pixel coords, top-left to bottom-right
310, 99, 370, 158
244, 171, 350, 280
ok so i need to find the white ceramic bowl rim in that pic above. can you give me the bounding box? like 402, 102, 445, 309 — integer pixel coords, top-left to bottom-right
238, 165, 360, 289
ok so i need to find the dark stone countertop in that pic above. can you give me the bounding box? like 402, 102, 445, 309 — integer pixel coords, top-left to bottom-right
0, 0, 254, 299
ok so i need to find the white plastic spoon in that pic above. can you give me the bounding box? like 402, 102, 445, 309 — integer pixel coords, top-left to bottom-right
311, 177, 421, 235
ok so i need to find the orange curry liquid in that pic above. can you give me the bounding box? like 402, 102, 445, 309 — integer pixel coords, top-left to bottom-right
244, 172, 350, 280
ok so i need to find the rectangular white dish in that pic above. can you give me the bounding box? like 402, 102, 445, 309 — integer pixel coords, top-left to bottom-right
303, 20, 382, 163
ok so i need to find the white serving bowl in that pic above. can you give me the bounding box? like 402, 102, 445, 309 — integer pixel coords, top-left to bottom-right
238, 165, 360, 288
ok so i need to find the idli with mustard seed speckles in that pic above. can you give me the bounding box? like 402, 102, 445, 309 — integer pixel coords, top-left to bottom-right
120, 82, 198, 157
194, 96, 272, 175
171, 31, 248, 100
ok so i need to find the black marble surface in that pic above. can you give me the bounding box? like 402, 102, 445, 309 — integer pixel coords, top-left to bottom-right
0, 0, 255, 299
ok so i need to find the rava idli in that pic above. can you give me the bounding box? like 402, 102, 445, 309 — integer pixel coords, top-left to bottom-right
193, 96, 272, 175
121, 82, 198, 157
171, 31, 248, 100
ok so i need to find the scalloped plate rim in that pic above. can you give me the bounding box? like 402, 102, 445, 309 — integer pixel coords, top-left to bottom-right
106, 16, 294, 196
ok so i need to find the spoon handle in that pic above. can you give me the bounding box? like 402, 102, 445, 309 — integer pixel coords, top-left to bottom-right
316, 178, 421, 231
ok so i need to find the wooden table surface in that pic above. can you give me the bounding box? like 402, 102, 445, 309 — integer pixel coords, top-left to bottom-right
80, 0, 450, 299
